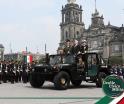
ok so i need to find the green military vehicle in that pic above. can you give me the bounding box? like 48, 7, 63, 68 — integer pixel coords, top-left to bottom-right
30, 52, 111, 90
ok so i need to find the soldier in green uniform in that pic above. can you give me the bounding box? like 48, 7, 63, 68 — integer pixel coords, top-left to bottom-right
10, 60, 15, 84
73, 40, 80, 55
18, 62, 22, 82
80, 39, 88, 53
2, 61, 7, 83
15, 61, 19, 83
63, 39, 72, 55
22, 62, 28, 83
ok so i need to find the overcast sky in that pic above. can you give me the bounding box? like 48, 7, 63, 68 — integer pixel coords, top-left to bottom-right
0, 0, 124, 54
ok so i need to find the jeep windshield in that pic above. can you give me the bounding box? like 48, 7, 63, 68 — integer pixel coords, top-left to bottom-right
49, 55, 75, 65
63, 55, 75, 64
49, 55, 62, 65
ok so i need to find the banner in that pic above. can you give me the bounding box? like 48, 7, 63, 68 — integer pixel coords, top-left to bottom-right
24, 55, 33, 63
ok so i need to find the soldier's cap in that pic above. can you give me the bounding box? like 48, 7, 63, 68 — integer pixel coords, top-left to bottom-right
74, 40, 78, 44
66, 39, 70, 42
82, 39, 87, 42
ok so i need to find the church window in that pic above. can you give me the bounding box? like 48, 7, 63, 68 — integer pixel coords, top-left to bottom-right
62, 34, 64, 40
63, 14, 65, 23
65, 12, 69, 22
112, 45, 122, 53
66, 12, 69, 16
74, 27, 75, 38
74, 34, 75, 38
92, 41, 98, 49
114, 45, 119, 51
93, 18, 97, 25
76, 31, 79, 38
98, 39, 103, 47
73, 11, 74, 15
70, 11, 74, 22
66, 31, 68, 39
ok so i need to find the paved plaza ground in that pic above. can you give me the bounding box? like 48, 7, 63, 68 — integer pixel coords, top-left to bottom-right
0, 82, 105, 104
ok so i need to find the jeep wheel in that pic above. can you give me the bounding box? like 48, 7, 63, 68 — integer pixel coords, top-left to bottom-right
96, 72, 106, 88
71, 80, 82, 87
54, 71, 70, 90
30, 72, 44, 88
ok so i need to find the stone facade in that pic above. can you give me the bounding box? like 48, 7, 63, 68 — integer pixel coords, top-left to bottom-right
59, 0, 124, 64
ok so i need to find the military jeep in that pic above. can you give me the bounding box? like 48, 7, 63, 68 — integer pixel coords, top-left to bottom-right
30, 52, 111, 90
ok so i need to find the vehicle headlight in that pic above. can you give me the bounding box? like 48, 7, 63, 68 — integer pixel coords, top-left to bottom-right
53, 66, 57, 69
44, 68, 47, 72
52, 65, 59, 71
32, 68, 35, 72
26, 70, 29, 73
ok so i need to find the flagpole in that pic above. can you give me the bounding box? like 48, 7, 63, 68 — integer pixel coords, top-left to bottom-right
26, 46, 28, 64
10, 43, 12, 53
26, 46, 28, 54
95, 0, 96, 11
45, 44, 46, 54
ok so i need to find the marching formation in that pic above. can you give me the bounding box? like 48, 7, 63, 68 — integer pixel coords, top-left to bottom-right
0, 60, 36, 84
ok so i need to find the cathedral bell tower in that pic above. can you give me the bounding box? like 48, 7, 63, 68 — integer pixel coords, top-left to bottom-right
60, 0, 85, 46
91, 9, 104, 29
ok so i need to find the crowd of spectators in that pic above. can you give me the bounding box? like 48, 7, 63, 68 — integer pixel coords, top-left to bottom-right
110, 64, 124, 79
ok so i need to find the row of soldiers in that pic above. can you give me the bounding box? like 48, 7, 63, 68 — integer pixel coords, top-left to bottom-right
59, 39, 88, 55
0, 60, 36, 84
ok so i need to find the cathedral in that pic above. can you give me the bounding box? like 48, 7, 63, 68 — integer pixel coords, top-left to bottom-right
59, 0, 124, 64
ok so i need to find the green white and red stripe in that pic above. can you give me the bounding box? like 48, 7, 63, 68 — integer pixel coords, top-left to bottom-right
96, 93, 124, 104
110, 93, 124, 104
24, 55, 33, 63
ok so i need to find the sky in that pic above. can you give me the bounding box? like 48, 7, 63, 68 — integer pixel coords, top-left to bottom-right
0, 0, 124, 54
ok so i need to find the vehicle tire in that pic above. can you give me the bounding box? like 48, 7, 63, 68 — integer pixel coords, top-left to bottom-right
96, 72, 106, 88
71, 80, 82, 87
54, 71, 70, 90
30, 72, 44, 88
